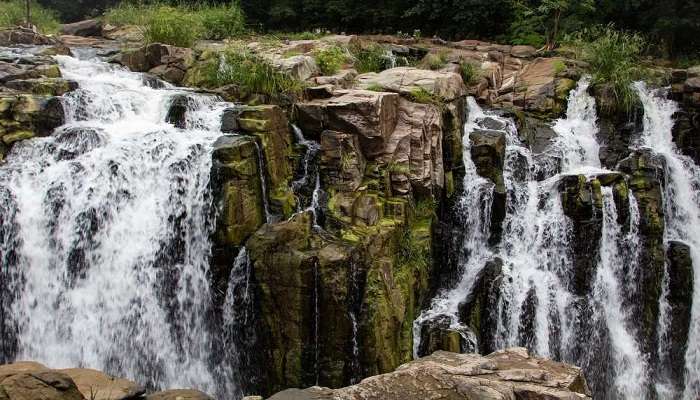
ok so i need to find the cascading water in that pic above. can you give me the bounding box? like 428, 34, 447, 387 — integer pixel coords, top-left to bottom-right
291, 125, 322, 226
415, 78, 659, 399
0, 53, 240, 397
634, 82, 700, 400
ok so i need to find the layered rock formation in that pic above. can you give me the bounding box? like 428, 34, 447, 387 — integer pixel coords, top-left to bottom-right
267, 348, 591, 400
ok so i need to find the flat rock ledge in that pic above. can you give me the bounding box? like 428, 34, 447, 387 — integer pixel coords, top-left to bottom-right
265, 348, 592, 400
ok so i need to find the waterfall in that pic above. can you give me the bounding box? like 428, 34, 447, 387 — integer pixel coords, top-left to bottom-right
254, 141, 273, 223
415, 79, 659, 399
291, 125, 322, 227
0, 53, 239, 397
635, 82, 700, 400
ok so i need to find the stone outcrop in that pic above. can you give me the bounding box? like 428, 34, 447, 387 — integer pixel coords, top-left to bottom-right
617, 151, 666, 356
0, 28, 56, 46
266, 348, 591, 400
1, 94, 65, 159
356, 67, 466, 101
0, 362, 147, 400
671, 66, 700, 163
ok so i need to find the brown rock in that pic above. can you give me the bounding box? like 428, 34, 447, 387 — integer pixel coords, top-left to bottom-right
296, 90, 399, 159
267, 348, 591, 400
0, 368, 85, 400
356, 67, 466, 101
58, 368, 145, 400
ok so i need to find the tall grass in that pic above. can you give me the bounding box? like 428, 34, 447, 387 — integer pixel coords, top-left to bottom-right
351, 43, 387, 74
104, 2, 246, 46
565, 25, 647, 112
214, 46, 304, 97
142, 6, 201, 47
0, 0, 60, 33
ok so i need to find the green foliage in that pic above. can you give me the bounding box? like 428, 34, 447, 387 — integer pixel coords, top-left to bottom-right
314, 45, 347, 75
397, 226, 429, 269
365, 83, 385, 92
142, 6, 201, 47
350, 43, 387, 74
0, 0, 60, 33
105, 2, 246, 45
553, 60, 566, 74
459, 61, 480, 85
567, 25, 647, 112
197, 3, 246, 40
214, 46, 304, 97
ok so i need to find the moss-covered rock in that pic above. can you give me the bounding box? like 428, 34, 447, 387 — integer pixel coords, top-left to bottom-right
0, 94, 65, 151
617, 150, 666, 357
559, 174, 603, 295
237, 105, 296, 219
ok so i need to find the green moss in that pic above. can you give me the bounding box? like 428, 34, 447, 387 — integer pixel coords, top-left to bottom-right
365, 83, 385, 92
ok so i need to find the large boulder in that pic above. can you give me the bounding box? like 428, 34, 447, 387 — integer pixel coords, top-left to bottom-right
0, 28, 55, 46
4, 78, 78, 96
60, 20, 102, 37
296, 90, 399, 159
356, 67, 466, 101
1, 94, 65, 154
0, 362, 85, 400
512, 58, 575, 118
267, 348, 591, 400
58, 368, 144, 400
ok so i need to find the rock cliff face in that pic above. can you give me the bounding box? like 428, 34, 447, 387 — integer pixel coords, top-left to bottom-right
267, 348, 592, 400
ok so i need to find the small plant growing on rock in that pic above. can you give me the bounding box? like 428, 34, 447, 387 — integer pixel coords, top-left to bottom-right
0, 0, 59, 33
553, 60, 567, 75
314, 45, 348, 75
409, 87, 443, 106
365, 83, 385, 92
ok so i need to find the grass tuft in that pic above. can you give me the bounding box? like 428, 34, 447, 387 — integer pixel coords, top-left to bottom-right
213, 46, 304, 98
564, 24, 647, 113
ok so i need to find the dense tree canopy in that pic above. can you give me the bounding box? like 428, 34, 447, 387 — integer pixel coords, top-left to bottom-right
31, 0, 700, 57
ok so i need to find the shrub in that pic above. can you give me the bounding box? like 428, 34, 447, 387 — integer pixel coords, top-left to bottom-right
196, 3, 245, 40
351, 43, 387, 74
565, 25, 647, 112
424, 51, 449, 70
0, 0, 60, 33
142, 6, 201, 47
314, 45, 347, 75
216, 47, 304, 97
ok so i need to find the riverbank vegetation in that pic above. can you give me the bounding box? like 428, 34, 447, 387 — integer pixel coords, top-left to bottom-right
0, 0, 60, 33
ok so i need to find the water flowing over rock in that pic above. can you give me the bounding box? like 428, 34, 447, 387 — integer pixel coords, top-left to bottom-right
0, 52, 240, 398
413, 77, 698, 400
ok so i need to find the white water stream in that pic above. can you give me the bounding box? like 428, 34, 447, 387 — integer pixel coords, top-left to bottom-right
0, 53, 238, 397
